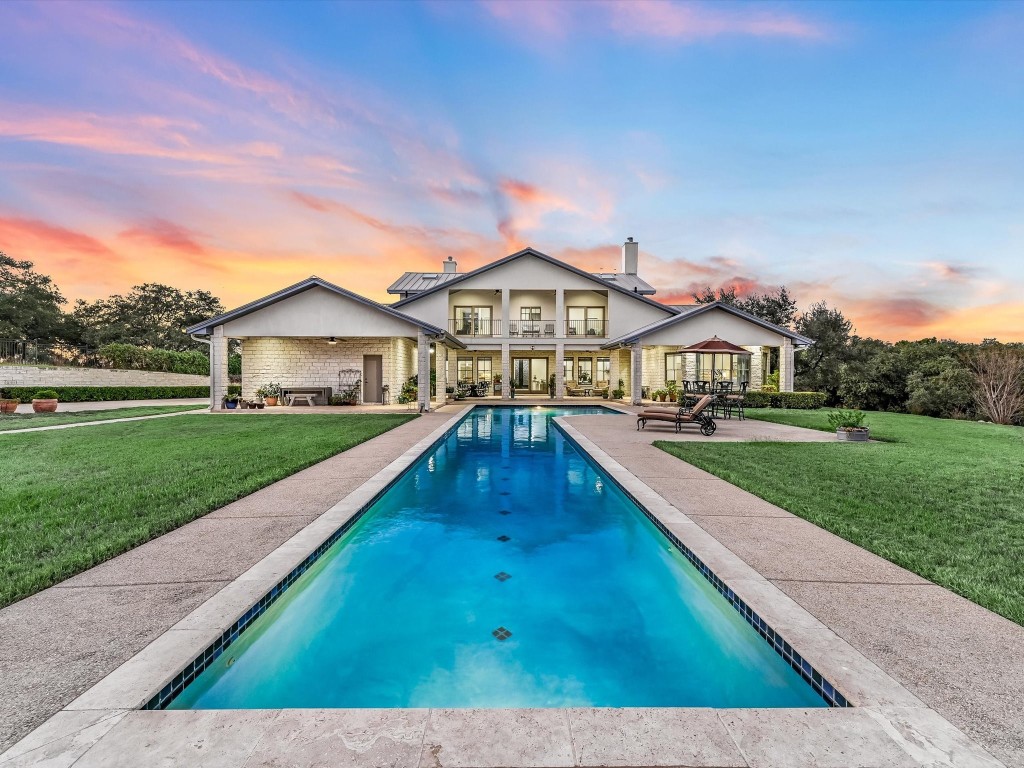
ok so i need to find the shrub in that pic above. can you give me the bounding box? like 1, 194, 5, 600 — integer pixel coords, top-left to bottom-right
742, 390, 826, 409
0, 386, 210, 403
97, 343, 210, 376
32, 389, 60, 400
827, 409, 867, 430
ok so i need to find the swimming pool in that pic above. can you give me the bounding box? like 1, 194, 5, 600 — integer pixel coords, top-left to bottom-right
167, 406, 828, 709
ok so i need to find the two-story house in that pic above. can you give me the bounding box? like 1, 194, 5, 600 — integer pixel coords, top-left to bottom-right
187, 240, 811, 410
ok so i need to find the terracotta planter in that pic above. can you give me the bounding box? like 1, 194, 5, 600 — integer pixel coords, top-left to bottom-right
836, 428, 869, 442
32, 399, 58, 413
0, 399, 18, 414
264, 397, 278, 407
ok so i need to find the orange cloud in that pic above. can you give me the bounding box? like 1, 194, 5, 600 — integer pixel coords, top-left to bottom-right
119, 219, 206, 255
0, 215, 113, 256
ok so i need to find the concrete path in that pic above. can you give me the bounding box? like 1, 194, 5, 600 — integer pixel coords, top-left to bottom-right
567, 410, 1024, 767
0, 408, 204, 435
12, 398, 208, 414
0, 410, 453, 753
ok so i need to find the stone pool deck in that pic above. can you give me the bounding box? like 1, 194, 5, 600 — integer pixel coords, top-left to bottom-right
0, 404, 1017, 767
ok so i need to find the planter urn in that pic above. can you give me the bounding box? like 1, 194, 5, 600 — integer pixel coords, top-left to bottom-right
32, 399, 58, 413
836, 428, 869, 442
225, 401, 238, 410
264, 397, 278, 407
0, 399, 18, 414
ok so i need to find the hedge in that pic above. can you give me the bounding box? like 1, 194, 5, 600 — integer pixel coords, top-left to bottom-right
742, 391, 827, 409
0, 386, 210, 403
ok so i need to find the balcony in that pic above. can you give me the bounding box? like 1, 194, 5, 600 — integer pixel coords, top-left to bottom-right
565, 319, 608, 338
508, 320, 556, 338
449, 319, 501, 338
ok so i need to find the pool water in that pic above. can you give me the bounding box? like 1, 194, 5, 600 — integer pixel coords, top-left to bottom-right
171, 406, 826, 709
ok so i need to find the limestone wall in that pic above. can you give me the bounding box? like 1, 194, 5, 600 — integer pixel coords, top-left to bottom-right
0, 365, 207, 389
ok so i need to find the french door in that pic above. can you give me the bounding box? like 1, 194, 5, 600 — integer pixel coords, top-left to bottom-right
512, 358, 549, 393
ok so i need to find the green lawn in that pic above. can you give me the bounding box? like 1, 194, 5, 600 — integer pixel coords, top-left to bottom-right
0, 404, 206, 432
656, 409, 1024, 626
0, 413, 416, 607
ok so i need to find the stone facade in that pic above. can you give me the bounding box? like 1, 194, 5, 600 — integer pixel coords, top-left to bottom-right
240, 337, 416, 404
0, 365, 207, 389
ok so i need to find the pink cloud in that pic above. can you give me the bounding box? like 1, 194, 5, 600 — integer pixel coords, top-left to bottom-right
119, 219, 206, 256
0, 215, 113, 256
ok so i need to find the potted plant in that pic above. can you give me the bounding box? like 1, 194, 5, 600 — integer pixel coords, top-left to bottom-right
31, 389, 59, 413
828, 409, 870, 442
653, 389, 667, 403
0, 397, 18, 414
224, 394, 241, 410
666, 380, 678, 402
611, 379, 625, 400
548, 372, 556, 398
256, 382, 281, 406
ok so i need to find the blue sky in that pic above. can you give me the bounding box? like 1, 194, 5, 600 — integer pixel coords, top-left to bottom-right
0, 0, 1021, 339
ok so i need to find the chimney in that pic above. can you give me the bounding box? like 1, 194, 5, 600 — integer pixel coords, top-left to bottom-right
443, 255, 457, 273
621, 237, 638, 275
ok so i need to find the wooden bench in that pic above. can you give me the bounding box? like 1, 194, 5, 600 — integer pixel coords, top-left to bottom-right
281, 387, 332, 406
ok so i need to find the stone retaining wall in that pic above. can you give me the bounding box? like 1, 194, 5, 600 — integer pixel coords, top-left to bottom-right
0, 365, 207, 388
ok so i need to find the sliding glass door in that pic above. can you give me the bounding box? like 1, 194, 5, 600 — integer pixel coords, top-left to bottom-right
512, 358, 549, 393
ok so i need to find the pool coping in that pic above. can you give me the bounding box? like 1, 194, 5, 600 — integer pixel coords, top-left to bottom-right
1, 405, 1005, 767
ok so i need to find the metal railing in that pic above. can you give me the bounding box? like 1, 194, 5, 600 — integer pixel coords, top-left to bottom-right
565, 320, 608, 338
448, 319, 501, 337
0, 339, 101, 367
508, 320, 557, 337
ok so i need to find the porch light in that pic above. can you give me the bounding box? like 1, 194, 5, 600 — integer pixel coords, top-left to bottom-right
327, 337, 337, 344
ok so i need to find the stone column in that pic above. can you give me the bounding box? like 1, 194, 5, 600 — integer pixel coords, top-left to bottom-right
631, 342, 643, 405
210, 326, 229, 410
501, 342, 511, 399
555, 288, 565, 337
555, 342, 565, 400
433, 342, 447, 407
781, 339, 795, 392
417, 331, 431, 411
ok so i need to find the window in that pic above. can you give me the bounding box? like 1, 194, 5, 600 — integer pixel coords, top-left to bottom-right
519, 306, 541, 335
453, 306, 493, 336
577, 357, 593, 384
457, 357, 474, 383
596, 357, 610, 385
566, 306, 606, 336
563, 357, 574, 383
476, 357, 492, 382
520, 306, 541, 321
665, 353, 684, 385
696, 353, 751, 386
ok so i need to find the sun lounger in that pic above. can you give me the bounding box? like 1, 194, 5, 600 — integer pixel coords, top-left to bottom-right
636, 395, 717, 436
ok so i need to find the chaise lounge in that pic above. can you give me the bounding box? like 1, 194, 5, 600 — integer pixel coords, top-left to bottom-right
636, 394, 717, 436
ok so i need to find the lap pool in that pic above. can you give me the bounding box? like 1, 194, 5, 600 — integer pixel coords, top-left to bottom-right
165, 406, 830, 709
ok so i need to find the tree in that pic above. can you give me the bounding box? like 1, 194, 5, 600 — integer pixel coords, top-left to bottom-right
692, 285, 798, 327
692, 286, 738, 305
969, 344, 1024, 425
794, 301, 854, 403
72, 283, 225, 351
0, 252, 68, 340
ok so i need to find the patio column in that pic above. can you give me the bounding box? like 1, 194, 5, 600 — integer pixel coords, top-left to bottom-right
417, 331, 431, 411
555, 288, 564, 337
555, 342, 565, 399
433, 342, 447, 407
630, 342, 643, 405
209, 325, 229, 410
501, 342, 511, 399
781, 338, 795, 392
501, 288, 510, 337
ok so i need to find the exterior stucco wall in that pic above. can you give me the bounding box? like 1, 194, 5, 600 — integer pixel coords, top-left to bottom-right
639, 307, 791, 348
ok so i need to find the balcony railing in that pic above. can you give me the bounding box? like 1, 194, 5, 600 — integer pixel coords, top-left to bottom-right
449, 319, 501, 338
508, 320, 556, 337
565, 320, 608, 338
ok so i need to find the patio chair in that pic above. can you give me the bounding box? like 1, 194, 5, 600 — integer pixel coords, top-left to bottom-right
723, 382, 747, 420
636, 395, 717, 436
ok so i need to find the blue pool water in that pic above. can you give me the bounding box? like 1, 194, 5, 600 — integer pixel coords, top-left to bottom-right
171, 406, 826, 709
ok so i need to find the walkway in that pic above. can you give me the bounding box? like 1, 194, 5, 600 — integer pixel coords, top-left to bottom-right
0, 409, 455, 754
566, 410, 1024, 767
12, 398, 208, 414
0, 409, 203, 434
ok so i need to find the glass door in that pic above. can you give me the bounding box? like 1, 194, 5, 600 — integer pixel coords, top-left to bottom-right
512, 358, 548, 393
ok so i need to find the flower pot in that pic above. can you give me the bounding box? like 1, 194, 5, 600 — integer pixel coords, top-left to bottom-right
836, 428, 869, 442
32, 399, 58, 413
255, 402, 265, 409
0, 399, 18, 414
225, 401, 237, 410
264, 397, 278, 407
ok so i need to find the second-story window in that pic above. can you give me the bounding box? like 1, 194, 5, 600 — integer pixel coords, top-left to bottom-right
566, 306, 606, 336
453, 306, 493, 336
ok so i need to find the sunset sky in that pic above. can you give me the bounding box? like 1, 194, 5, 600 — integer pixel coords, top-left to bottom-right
1, 0, 1022, 341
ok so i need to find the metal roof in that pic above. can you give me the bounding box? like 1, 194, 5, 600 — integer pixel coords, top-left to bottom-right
592, 273, 657, 295
392, 247, 678, 316
601, 302, 813, 348
185, 276, 466, 348
386, 271, 462, 295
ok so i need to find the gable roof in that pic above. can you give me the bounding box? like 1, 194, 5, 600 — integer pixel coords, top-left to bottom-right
185, 276, 466, 347
601, 302, 813, 348
391, 247, 677, 315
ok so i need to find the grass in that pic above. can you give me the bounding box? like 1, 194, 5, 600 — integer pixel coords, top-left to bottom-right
0, 412, 416, 607
0, 404, 206, 432
655, 409, 1024, 626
